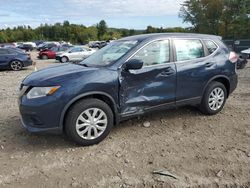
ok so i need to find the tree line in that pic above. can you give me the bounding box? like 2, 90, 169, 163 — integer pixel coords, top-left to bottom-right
0, 20, 190, 44
179, 0, 250, 39
0, 0, 249, 43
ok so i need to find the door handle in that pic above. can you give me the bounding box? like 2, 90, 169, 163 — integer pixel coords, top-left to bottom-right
205, 62, 215, 67
160, 67, 175, 76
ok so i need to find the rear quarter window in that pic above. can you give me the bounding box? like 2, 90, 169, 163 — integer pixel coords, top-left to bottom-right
203, 40, 218, 54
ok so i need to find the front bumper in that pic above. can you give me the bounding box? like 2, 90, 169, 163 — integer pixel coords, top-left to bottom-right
23, 60, 33, 67
20, 116, 62, 133
18, 89, 65, 133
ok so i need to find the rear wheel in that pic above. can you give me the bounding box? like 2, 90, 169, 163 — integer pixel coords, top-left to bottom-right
200, 81, 227, 115
10, 60, 23, 71
61, 56, 68, 63
65, 99, 114, 146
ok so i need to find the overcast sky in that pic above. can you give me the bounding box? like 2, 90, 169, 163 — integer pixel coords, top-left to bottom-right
0, 0, 187, 29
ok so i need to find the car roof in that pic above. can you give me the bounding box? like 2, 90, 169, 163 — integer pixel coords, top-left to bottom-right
119, 33, 222, 42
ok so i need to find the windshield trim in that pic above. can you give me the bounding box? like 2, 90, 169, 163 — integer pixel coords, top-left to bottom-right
80, 40, 139, 67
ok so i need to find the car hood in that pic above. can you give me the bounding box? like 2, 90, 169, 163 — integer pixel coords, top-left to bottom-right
22, 63, 98, 86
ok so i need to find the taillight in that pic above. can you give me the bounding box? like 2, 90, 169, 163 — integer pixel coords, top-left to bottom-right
229, 52, 238, 63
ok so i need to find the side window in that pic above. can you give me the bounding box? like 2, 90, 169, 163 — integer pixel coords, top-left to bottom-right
71, 47, 82, 52
204, 40, 218, 54
133, 40, 170, 66
174, 39, 204, 61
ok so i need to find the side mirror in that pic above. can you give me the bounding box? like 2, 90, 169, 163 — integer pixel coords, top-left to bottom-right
124, 59, 143, 70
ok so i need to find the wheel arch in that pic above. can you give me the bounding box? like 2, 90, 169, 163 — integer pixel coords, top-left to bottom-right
203, 75, 230, 98
60, 91, 119, 130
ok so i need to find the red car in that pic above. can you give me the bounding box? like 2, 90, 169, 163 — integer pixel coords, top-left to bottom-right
38, 46, 69, 59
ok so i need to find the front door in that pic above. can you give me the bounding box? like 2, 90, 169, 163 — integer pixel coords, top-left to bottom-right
119, 39, 177, 115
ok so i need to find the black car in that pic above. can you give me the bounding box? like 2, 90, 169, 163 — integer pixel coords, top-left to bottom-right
0, 47, 32, 70
19, 33, 238, 146
18, 44, 34, 52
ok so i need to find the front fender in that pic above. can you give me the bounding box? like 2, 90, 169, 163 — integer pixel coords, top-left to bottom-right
59, 91, 119, 129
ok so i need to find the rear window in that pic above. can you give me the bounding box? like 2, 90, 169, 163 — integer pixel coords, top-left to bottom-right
174, 39, 205, 61
204, 40, 218, 54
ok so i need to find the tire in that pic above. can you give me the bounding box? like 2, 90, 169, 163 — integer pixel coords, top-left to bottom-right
200, 81, 227, 115
10, 60, 23, 71
65, 98, 114, 146
61, 56, 68, 63
41, 55, 48, 60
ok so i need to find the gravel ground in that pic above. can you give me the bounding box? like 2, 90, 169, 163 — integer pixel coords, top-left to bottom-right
0, 52, 249, 188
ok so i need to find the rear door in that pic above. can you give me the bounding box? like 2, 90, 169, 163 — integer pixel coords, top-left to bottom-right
174, 38, 219, 103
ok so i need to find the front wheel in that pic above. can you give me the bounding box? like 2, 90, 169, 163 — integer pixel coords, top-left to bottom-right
200, 81, 227, 115
61, 56, 68, 63
65, 99, 114, 146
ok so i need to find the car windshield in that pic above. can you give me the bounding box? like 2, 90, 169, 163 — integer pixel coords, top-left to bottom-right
80, 40, 138, 66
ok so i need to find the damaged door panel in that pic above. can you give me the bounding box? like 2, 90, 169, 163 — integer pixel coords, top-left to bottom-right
118, 39, 177, 115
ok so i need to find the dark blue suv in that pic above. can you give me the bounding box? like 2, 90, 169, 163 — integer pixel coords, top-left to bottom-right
18, 33, 238, 145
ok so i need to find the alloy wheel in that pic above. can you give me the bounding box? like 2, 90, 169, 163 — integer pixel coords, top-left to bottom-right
76, 108, 108, 140
208, 87, 225, 111
10, 61, 22, 71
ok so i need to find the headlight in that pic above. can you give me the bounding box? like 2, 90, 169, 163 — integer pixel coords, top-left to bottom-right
26, 86, 60, 99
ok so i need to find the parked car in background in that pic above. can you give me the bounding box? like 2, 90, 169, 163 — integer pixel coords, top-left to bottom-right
56, 46, 96, 63
0, 43, 16, 48
34, 40, 45, 46
237, 57, 248, 69
223, 39, 250, 53
0, 47, 32, 71
37, 42, 59, 51
241, 48, 250, 59
19, 33, 238, 146
23, 42, 36, 48
89, 41, 107, 49
18, 44, 34, 52
38, 46, 70, 59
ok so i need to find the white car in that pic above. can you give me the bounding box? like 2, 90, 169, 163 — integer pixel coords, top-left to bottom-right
23, 42, 37, 48
56, 46, 97, 63
241, 48, 250, 59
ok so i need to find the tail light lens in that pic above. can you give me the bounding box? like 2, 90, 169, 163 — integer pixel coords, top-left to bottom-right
229, 52, 238, 63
